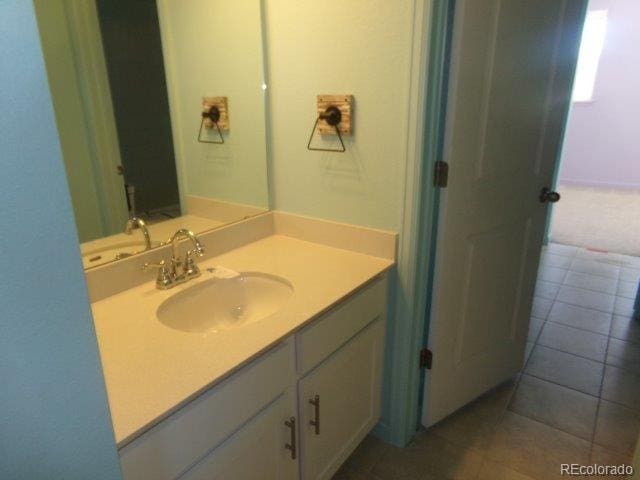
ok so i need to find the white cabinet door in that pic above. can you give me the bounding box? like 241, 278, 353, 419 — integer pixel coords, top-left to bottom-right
298, 319, 384, 480
178, 390, 299, 480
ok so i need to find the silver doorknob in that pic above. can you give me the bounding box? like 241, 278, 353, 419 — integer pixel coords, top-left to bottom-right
539, 187, 560, 203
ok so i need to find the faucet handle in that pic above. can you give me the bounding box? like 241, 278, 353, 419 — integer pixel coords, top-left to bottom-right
142, 260, 173, 290
183, 250, 202, 279
194, 244, 205, 257
142, 260, 165, 271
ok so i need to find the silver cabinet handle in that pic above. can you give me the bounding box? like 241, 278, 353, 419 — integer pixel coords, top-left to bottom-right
309, 395, 320, 435
284, 417, 296, 460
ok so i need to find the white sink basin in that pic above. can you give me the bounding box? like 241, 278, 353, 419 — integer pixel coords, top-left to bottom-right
157, 272, 293, 333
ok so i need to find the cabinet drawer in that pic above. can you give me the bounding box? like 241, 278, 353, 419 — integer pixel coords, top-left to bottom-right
296, 275, 387, 375
119, 340, 294, 480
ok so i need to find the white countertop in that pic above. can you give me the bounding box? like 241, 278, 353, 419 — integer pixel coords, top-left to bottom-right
91, 234, 394, 447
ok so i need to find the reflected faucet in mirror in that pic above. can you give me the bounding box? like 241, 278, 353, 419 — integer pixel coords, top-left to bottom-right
124, 217, 152, 251
143, 229, 205, 290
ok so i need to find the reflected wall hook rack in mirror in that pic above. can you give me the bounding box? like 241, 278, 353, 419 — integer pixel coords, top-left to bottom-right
307, 95, 353, 153
198, 106, 224, 144
198, 96, 229, 144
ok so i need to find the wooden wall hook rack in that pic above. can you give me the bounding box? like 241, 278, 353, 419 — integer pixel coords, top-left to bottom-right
198, 96, 229, 144
307, 94, 353, 152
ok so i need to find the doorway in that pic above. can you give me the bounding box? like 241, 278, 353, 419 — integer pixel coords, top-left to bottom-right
416, 0, 640, 477
550, 0, 640, 257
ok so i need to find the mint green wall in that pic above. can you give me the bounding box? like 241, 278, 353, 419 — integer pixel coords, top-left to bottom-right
265, 0, 416, 230
0, 3, 122, 479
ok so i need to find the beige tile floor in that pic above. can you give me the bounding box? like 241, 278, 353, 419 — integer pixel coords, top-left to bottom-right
334, 243, 640, 479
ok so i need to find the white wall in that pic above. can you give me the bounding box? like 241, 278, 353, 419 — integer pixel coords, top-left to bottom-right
158, 0, 270, 209
0, 2, 121, 478
559, 0, 640, 189
265, 0, 416, 231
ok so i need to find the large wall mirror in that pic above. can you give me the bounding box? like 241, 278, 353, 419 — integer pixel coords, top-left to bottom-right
34, 0, 269, 269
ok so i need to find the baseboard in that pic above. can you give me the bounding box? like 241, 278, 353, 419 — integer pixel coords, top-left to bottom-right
558, 179, 640, 190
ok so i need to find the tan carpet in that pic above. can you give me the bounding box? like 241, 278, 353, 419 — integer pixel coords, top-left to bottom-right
550, 184, 640, 256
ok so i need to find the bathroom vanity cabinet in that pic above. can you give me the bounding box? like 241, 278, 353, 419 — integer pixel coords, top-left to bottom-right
118, 275, 387, 480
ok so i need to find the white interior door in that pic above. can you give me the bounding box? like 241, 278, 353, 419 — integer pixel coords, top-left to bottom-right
422, 0, 586, 426
34, 0, 129, 242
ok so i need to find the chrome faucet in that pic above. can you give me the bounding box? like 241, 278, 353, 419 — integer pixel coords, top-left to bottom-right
143, 229, 205, 290
170, 228, 205, 282
124, 216, 152, 250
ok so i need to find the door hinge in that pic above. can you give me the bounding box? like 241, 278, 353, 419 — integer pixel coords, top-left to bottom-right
420, 348, 433, 370
434, 160, 449, 188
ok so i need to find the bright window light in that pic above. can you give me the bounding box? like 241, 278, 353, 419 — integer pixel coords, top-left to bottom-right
572, 9, 608, 102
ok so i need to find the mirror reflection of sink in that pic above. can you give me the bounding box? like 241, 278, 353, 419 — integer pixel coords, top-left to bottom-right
82, 240, 162, 268
157, 273, 293, 334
